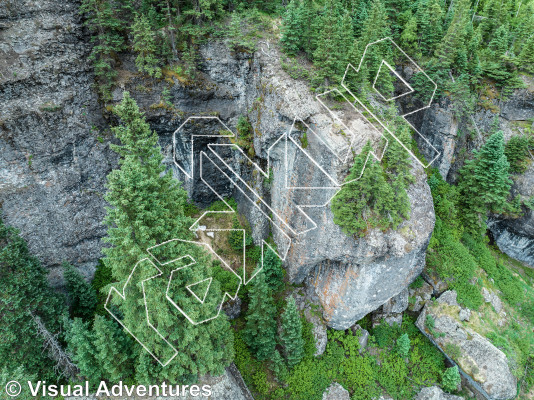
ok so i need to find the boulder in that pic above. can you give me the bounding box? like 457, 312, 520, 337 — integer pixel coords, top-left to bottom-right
408, 279, 433, 312
372, 288, 409, 327
481, 288, 503, 314
415, 386, 463, 400
416, 292, 517, 400
322, 383, 350, 400
293, 287, 328, 356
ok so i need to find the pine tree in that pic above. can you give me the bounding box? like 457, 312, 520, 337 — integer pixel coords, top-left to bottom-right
280, 296, 305, 368
80, 0, 127, 100
418, 0, 443, 55
0, 366, 36, 400
336, 11, 354, 74
400, 16, 420, 57
331, 141, 399, 236
63, 262, 97, 320
354, 0, 393, 93
442, 365, 461, 392
65, 318, 101, 387
92, 315, 136, 383
313, 0, 342, 86
132, 13, 162, 78
299, 0, 317, 56
396, 333, 410, 356
263, 248, 284, 292
459, 131, 514, 233
281, 0, 303, 55
103, 92, 233, 382
433, 0, 470, 70
270, 349, 288, 381
0, 219, 66, 381
244, 271, 277, 361
519, 35, 534, 73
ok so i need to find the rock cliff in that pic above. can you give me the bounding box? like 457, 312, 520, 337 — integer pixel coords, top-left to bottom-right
0, 0, 115, 284
0, 4, 435, 331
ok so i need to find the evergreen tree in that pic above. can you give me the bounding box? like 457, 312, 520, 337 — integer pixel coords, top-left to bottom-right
63, 262, 97, 320
80, 0, 127, 100
92, 315, 137, 383
353, 0, 393, 93
442, 365, 461, 392
0, 220, 66, 380
299, 0, 317, 56
400, 15, 420, 57
433, 0, 470, 70
396, 333, 410, 356
132, 13, 162, 78
313, 0, 342, 86
0, 366, 36, 400
270, 349, 288, 381
459, 131, 514, 233
263, 248, 284, 292
331, 141, 400, 237
65, 318, 101, 387
417, 0, 443, 55
103, 92, 233, 382
244, 271, 277, 361
280, 296, 305, 368
281, 0, 303, 55
519, 35, 534, 73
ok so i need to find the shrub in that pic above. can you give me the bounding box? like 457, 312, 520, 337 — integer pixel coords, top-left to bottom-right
441, 366, 461, 392
396, 333, 411, 357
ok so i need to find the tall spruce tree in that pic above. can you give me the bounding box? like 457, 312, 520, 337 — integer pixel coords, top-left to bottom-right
0, 220, 66, 381
281, 0, 303, 55
92, 315, 137, 383
80, 0, 127, 100
103, 92, 233, 382
132, 13, 162, 78
459, 131, 514, 233
280, 296, 305, 368
433, 0, 470, 70
263, 248, 284, 292
244, 270, 277, 361
65, 318, 101, 387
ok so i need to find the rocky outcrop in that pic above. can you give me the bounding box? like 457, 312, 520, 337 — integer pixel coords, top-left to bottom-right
416, 291, 517, 400
322, 382, 350, 400
143, 40, 436, 330
415, 386, 463, 400
0, 0, 113, 283
293, 286, 328, 356
302, 163, 434, 329
0, 0, 435, 329
372, 288, 409, 326
408, 279, 434, 312
488, 163, 534, 267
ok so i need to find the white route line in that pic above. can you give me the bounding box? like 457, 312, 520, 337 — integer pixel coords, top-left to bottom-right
105, 37, 441, 367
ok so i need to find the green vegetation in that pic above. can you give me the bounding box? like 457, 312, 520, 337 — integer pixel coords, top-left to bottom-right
62, 262, 97, 320
244, 271, 277, 361
0, 220, 67, 382
280, 296, 305, 368
441, 366, 461, 393
331, 125, 414, 237
236, 315, 446, 400
100, 92, 234, 382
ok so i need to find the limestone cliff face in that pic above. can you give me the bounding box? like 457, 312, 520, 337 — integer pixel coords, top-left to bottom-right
411, 76, 534, 267
146, 41, 435, 330
0, 3, 435, 329
0, 0, 115, 284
